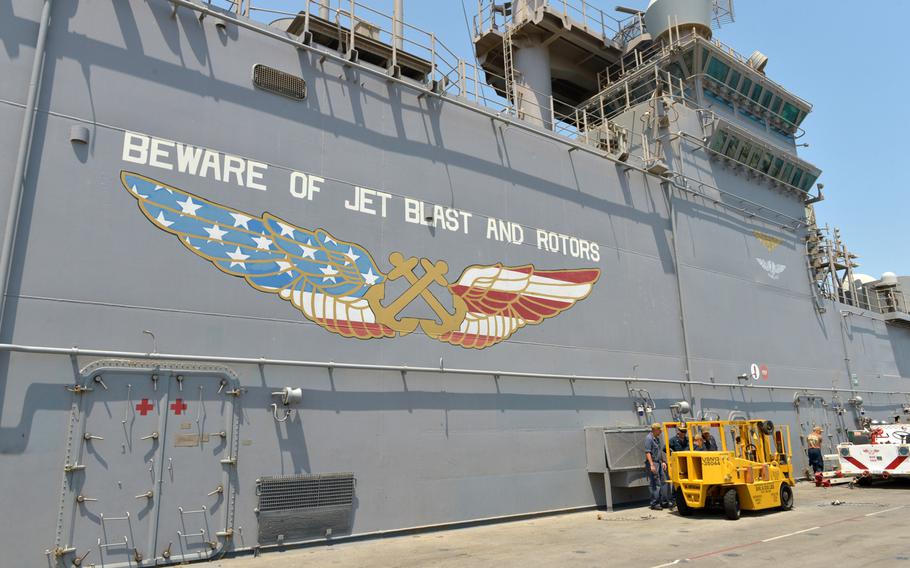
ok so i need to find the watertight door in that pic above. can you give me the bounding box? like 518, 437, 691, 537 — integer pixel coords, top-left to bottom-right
59, 365, 239, 567
63, 370, 167, 567
151, 373, 239, 563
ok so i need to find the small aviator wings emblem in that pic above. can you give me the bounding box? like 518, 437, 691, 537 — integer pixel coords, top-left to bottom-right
756, 258, 786, 280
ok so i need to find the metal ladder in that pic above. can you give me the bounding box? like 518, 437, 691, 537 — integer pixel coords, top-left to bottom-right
502, 28, 517, 113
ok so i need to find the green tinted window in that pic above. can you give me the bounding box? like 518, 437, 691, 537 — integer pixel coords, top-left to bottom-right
723, 137, 740, 158
706, 58, 730, 82
800, 173, 816, 192
748, 149, 762, 169
736, 142, 752, 164
760, 152, 773, 173
738, 77, 752, 96
780, 162, 794, 181
710, 131, 729, 153
781, 102, 800, 124
761, 91, 774, 108
770, 96, 783, 113
769, 158, 784, 177
750, 84, 763, 102
727, 70, 741, 88
702, 48, 710, 70
737, 142, 753, 163
790, 168, 804, 187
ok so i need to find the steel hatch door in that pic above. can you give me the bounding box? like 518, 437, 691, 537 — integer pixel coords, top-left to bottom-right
152, 373, 239, 564
63, 370, 166, 567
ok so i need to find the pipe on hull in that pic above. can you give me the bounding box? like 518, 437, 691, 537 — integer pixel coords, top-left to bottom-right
0, 0, 53, 336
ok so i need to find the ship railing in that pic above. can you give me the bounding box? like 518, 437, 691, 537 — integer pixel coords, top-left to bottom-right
446, 58, 611, 142
614, 12, 646, 47
473, 0, 624, 44
212, 0, 462, 89
596, 32, 695, 90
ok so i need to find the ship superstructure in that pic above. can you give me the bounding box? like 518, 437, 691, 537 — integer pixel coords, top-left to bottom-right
1, 0, 909, 565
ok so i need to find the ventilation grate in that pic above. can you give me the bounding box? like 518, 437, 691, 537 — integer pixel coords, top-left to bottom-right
253, 64, 307, 100
258, 473, 354, 512
257, 473, 356, 544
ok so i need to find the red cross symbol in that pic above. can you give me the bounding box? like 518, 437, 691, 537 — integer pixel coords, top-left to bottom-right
135, 399, 154, 416
170, 399, 187, 415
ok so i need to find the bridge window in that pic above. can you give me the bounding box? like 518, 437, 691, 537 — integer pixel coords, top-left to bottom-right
707, 58, 731, 83
761, 90, 774, 108
738, 77, 752, 97
781, 102, 801, 125
727, 69, 741, 89
748, 148, 763, 169
770, 96, 783, 114
780, 162, 794, 182
710, 130, 729, 152
768, 157, 784, 177
750, 84, 763, 103
706, 126, 820, 192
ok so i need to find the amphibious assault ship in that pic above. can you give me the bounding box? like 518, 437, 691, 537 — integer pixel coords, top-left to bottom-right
2, 0, 909, 565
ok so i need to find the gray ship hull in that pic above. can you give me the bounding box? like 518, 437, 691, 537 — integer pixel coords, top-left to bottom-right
1, 1, 908, 565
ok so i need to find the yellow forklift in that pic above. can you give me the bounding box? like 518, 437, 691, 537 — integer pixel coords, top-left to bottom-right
664, 419, 796, 520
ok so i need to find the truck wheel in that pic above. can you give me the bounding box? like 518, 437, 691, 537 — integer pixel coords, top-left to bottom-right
779, 484, 794, 510
675, 490, 693, 517
723, 488, 740, 520
856, 476, 872, 487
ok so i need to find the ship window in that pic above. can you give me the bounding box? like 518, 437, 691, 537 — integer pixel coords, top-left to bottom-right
706, 58, 731, 83
781, 102, 800, 125
727, 69, 741, 88
760, 152, 773, 173
748, 148, 763, 169
780, 162, 794, 182
737, 142, 753, 163
738, 77, 753, 97
750, 84, 763, 102
761, 90, 774, 108
801, 173, 817, 192
769, 157, 784, 177
702, 48, 710, 70
790, 168, 804, 187
709, 130, 729, 152
770, 96, 783, 114
723, 137, 740, 158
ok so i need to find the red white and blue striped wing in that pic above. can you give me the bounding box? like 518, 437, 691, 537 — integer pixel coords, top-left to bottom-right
440, 265, 600, 349
121, 171, 394, 339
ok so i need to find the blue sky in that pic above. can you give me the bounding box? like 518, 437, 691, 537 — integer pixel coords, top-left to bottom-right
265, 0, 909, 277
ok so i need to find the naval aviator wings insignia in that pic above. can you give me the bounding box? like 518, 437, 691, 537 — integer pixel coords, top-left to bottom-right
121, 172, 600, 349
756, 258, 786, 280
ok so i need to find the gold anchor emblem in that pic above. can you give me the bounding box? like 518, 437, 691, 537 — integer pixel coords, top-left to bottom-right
364, 252, 467, 338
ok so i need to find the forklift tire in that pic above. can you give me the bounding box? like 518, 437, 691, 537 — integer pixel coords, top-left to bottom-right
779, 484, 794, 510
675, 490, 693, 517
723, 488, 741, 520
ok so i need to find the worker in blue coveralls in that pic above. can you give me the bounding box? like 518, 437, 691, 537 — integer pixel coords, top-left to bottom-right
644, 423, 669, 510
